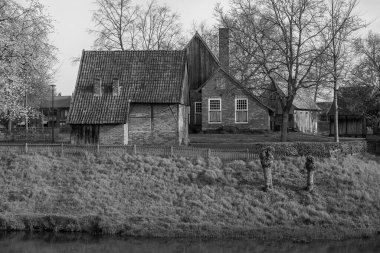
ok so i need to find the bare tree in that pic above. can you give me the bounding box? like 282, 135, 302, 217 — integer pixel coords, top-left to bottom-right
216, 0, 360, 141
324, 0, 362, 143
91, 0, 184, 50
351, 31, 380, 133
91, 0, 138, 50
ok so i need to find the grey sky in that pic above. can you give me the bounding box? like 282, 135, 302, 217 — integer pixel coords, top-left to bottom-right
36, 0, 380, 95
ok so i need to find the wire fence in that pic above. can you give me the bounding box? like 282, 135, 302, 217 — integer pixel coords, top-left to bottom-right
0, 143, 265, 161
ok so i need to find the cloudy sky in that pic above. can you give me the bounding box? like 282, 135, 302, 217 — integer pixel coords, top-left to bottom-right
34, 0, 380, 95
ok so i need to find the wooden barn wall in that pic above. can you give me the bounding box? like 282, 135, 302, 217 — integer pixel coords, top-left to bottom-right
186, 37, 219, 91
329, 116, 367, 137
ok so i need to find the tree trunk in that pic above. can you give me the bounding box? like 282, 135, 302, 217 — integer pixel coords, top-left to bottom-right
334, 85, 339, 143
307, 170, 315, 192
263, 166, 273, 191
8, 119, 12, 133
280, 111, 289, 142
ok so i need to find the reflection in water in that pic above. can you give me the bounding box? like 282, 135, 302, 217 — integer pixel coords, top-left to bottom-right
0, 232, 379, 253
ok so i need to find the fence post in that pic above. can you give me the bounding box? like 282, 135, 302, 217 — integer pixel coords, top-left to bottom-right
97, 143, 100, 154
25, 143, 28, 154
134, 145, 137, 155
61, 143, 64, 157
170, 146, 174, 157
246, 148, 249, 161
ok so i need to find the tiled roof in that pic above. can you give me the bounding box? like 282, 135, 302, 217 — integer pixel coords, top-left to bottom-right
68, 50, 187, 124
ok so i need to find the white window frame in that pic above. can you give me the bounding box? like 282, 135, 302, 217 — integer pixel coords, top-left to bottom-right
194, 102, 202, 123
235, 98, 248, 123
208, 98, 222, 124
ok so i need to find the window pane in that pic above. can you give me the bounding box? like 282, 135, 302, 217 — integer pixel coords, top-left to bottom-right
236, 99, 247, 110
195, 102, 202, 113
209, 100, 221, 111
236, 111, 248, 122
209, 111, 221, 122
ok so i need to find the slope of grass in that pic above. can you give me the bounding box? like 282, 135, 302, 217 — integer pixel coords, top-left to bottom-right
0, 151, 379, 241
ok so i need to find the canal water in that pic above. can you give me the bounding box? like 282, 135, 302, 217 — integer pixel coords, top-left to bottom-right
0, 232, 379, 253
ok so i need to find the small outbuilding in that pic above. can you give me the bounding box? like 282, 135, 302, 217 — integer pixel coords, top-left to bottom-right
328, 87, 368, 137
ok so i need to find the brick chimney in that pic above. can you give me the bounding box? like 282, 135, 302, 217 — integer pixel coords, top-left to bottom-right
219, 28, 230, 73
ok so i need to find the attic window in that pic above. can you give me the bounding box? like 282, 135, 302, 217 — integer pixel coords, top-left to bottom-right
112, 78, 120, 96
94, 78, 102, 96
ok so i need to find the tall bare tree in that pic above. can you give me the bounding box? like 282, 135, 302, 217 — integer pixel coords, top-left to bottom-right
91, 0, 184, 50
351, 31, 380, 133
216, 0, 360, 141
324, 0, 362, 143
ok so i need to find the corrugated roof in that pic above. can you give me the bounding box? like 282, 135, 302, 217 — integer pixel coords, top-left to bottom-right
68, 50, 187, 124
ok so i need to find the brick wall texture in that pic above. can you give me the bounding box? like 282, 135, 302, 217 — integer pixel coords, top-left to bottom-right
202, 70, 270, 131
94, 104, 189, 146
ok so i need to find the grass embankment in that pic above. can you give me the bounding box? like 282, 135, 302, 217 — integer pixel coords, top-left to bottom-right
0, 152, 379, 241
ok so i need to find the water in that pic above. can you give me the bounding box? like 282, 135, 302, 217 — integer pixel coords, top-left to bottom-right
0, 232, 379, 253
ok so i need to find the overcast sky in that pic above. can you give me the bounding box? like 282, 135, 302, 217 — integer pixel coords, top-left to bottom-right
34, 0, 380, 95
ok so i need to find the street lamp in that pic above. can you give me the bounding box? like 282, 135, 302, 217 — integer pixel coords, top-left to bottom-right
50, 84, 56, 143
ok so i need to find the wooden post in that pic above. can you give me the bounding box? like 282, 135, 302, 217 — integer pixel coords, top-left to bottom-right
170, 146, 174, 157
134, 145, 137, 155
25, 143, 28, 154
246, 148, 249, 160
207, 148, 211, 159
97, 143, 100, 154
61, 143, 64, 157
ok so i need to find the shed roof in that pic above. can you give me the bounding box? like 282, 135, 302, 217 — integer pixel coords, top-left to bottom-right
68, 50, 187, 124
328, 86, 372, 116
261, 82, 320, 111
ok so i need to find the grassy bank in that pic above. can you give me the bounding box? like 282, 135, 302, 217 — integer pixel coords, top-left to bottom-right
0, 151, 379, 241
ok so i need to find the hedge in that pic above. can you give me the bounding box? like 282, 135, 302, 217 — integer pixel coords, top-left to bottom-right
246, 141, 367, 158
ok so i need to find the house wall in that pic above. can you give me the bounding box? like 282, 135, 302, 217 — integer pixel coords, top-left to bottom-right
293, 110, 318, 134
99, 124, 127, 145
201, 71, 270, 131
128, 104, 188, 146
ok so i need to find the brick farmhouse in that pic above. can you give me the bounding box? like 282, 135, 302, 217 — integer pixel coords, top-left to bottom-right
187, 28, 273, 132
68, 50, 189, 145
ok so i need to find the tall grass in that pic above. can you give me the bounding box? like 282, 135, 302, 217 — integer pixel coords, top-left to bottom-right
0, 152, 379, 240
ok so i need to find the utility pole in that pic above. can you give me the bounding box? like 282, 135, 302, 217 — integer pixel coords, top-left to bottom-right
50, 84, 56, 143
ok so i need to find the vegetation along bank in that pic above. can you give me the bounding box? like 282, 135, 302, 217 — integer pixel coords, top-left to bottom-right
0, 151, 379, 241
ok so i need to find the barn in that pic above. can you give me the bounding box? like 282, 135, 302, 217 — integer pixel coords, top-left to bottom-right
328, 87, 368, 137
261, 83, 320, 133
67, 50, 189, 145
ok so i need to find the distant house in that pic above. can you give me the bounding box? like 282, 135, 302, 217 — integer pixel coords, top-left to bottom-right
67, 50, 189, 145
261, 83, 321, 133
40, 95, 71, 127
187, 28, 272, 132
328, 87, 368, 137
